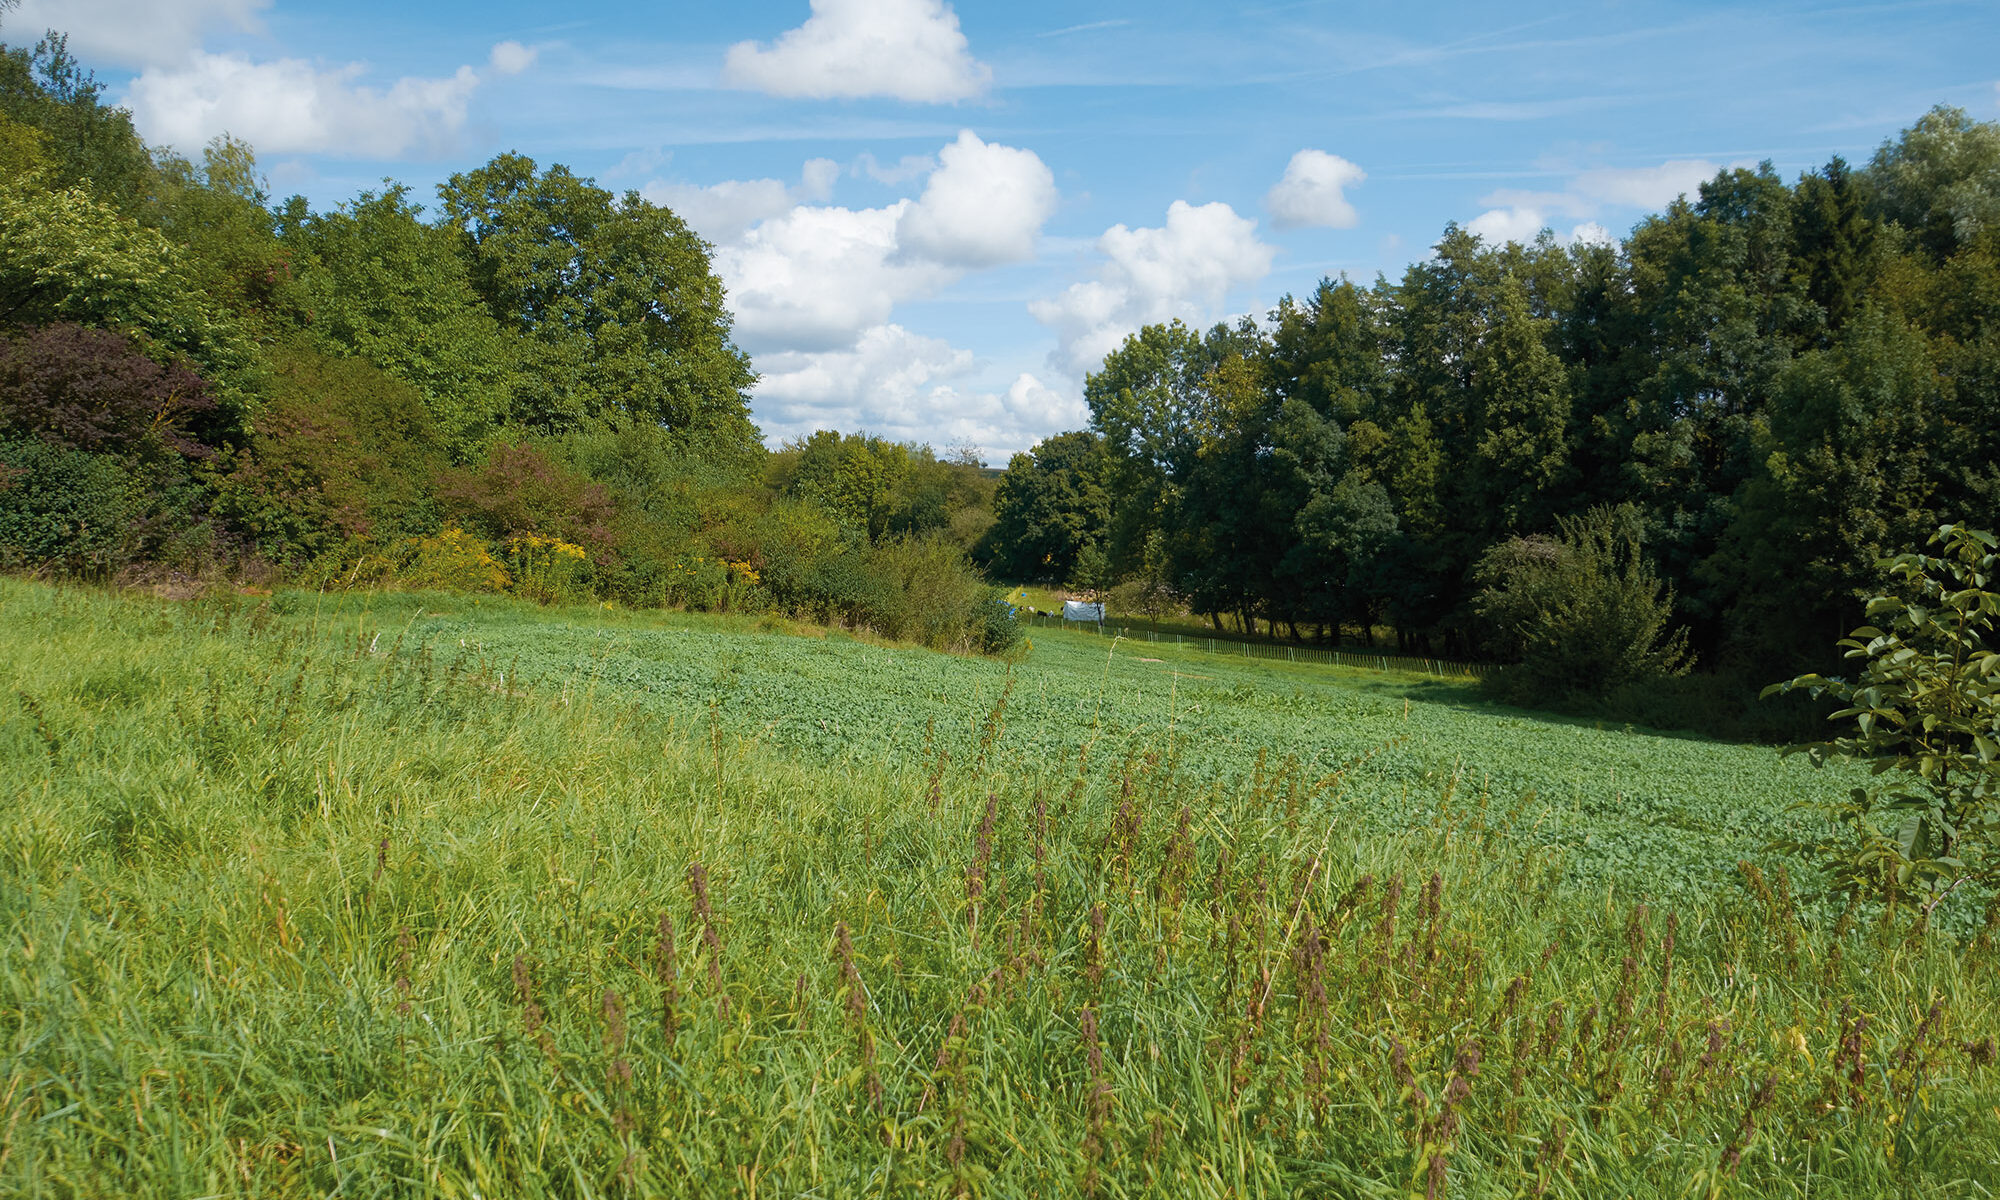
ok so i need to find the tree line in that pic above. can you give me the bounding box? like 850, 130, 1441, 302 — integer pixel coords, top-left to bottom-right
983, 106, 2000, 708
0, 29, 1015, 652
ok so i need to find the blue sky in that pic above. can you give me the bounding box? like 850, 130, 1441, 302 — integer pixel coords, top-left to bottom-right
17, 0, 2000, 459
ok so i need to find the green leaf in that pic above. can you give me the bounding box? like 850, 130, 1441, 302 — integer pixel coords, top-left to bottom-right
1896, 813, 1930, 861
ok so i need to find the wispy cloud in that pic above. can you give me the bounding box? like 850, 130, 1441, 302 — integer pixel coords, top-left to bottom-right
1036, 19, 1134, 38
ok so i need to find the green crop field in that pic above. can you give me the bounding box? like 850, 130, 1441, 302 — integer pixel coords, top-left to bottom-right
3, 579, 1997, 1198
406, 591, 1846, 908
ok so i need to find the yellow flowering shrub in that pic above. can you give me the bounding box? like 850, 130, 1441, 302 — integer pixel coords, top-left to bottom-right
507, 532, 590, 605
397, 525, 509, 593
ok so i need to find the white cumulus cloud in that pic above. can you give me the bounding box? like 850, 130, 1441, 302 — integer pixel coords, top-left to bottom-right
1001, 373, 1088, 438
644, 158, 839, 243
1571, 159, 1727, 210
754, 324, 974, 435
715, 201, 955, 353
1030, 200, 1276, 378
896, 131, 1057, 267
1265, 149, 1366, 230
855, 151, 937, 185
12, 0, 268, 68
707, 134, 1053, 354
753, 327, 1085, 459
1568, 221, 1615, 247
689, 134, 1062, 452
1466, 206, 1552, 246
723, 0, 991, 103
124, 42, 532, 159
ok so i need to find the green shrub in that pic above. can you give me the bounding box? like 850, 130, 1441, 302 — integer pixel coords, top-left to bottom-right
0, 438, 135, 572
864, 534, 985, 647
437, 441, 615, 556
208, 347, 445, 564
1475, 504, 1692, 704
597, 516, 720, 609
976, 585, 1025, 654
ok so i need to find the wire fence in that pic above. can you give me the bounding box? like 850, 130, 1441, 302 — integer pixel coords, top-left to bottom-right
1018, 611, 1489, 679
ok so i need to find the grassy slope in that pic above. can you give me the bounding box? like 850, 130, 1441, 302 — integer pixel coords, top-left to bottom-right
2, 580, 1997, 1198
390, 591, 1841, 907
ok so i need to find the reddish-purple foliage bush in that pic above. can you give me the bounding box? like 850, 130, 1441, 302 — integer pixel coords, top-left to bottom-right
0, 323, 219, 458
436, 442, 617, 553
208, 348, 444, 561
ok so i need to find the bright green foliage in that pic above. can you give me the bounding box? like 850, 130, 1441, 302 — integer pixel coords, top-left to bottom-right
780, 429, 914, 543
1868, 105, 2000, 262
1085, 319, 1220, 572
1475, 505, 1694, 702
0, 34, 151, 211
1769, 524, 2000, 907
279, 186, 517, 456
3, 581, 1994, 1198
776, 430, 994, 550
0, 177, 255, 412
0, 109, 44, 178
1086, 318, 1217, 483
145, 138, 290, 334
438, 154, 757, 449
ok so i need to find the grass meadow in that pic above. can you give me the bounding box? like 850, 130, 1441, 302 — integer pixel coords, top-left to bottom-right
3, 579, 1998, 1197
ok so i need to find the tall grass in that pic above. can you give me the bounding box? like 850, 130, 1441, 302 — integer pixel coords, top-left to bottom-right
2, 579, 1996, 1196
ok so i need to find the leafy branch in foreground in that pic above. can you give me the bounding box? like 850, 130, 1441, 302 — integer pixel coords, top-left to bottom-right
1766, 524, 2000, 911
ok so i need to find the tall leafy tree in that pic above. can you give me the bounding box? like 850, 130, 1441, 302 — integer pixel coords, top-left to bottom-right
1267, 277, 1385, 423
281, 186, 516, 455
1170, 349, 1284, 631
1265, 397, 1398, 637
1791, 156, 1879, 337
1866, 105, 2000, 263
0, 34, 150, 212
1713, 309, 1942, 673
781, 431, 914, 545
146, 138, 293, 336
981, 430, 1111, 582
439, 154, 758, 450
1084, 319, 1224, 575
1466, 274, 1575, 535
